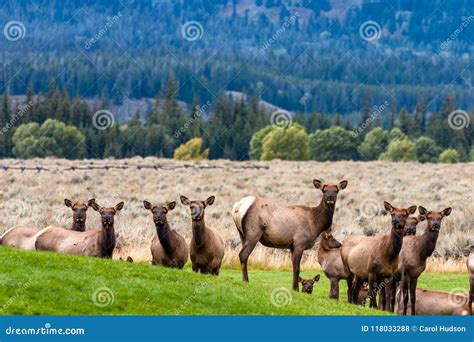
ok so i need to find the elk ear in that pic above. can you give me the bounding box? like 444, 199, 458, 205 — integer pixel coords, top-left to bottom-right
313, 179, 323, 189
338, 180, 348, 190
205, 196, 215, 206
407, 205, 417, 215
418, 206, 428, 216
143, 201, 152, 210
418, 215, 426, 222
314, 274, 321, 282
115, 202, 125, 212
383, 201, 394, 212
441, 207, 452, 217
88, 199, 100, 212
180, 195, 191, 206
64, 199, 73, 208
167, 201, 176, 211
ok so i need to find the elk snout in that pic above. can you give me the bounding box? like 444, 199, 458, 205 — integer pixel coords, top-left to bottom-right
405, 227, 416, 236
431, 223, 441, 231
392, 219, 401, 228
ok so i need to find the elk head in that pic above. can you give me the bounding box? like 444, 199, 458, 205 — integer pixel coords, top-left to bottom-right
64, 199, 88, 226
180, 195, 215, 221
321, 230, 342, 249
313, 179, 347, 208
88, 199, 124, 229
298, 274, 321, 294
404, 215, 426, 236
418, 206, 452, 234
143, 200, 176, 225
383, 201, 417, 234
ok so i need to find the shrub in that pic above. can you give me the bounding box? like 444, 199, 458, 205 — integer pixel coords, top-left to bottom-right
438, 149, 459, 163
173, 137, 209, 161
414, 136, 442, 163
249, 125, 274, 160
309, 126, 359, 161
358, 127, 389, 160
388, 128, 407, 142
379, 139, 416, 161
260, 124, 309, 161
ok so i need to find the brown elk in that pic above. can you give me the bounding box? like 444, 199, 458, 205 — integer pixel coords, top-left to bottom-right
1, 199, 89, 250
180, 195, 224, 275
298, 274, 321, 294
143, 200, 188, 269
396, 288, 469, 315
341, 201, 417, 309
467, 253, 473, 315
317, 230, 346, 299
35, 199, 124, 258
393, 206, 451, 315
233, 179, 347, 291
403, 215, 425, 236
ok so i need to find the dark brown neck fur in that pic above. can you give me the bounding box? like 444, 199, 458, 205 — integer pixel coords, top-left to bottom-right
156, 221, 174, 255
71, 221, 86, 232
192, 219, 207, 248
100, 223, 116, 258
419, 227, 439, 260
312, 199, 335, 236
387, 227, 404, 260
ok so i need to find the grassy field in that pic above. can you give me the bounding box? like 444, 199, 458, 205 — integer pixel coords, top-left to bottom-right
0, 247, 468, 315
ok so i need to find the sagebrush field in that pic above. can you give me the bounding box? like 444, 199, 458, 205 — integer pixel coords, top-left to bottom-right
0, 158, 472, 272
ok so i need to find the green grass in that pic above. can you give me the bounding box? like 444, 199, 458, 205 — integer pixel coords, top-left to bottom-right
0, 247, 467, 315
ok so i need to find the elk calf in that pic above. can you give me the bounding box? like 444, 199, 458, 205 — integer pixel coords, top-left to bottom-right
35, 199, 124, 258
180, 195, 224, 275
468, 253, 474, 315
396, 288, 469, 315
1, 199, 89, 250
298, 275, 320, 294
144, 200, 188, 269
341, 201, 417, 309
317, 230, 346, 299
233, 179, 347, 291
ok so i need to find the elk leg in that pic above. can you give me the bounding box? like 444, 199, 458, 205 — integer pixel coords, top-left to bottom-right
469, 278, 473, 315
401, 273, 409, 315
329, 278, 339, 300
239, 233, 261, 282
192, 263, 198, 273
346, 273, 354, 303
368, 274, 377, 308
351, 277, 362, 305
291, 248, 304, 291
388, 280, 397, 312
380, 283, 387, 311
410, 278, 417, 316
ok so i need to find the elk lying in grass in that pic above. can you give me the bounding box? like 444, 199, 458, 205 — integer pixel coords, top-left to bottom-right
233, 179, 347, 291
35, 199, 124, 258
468, 253, 474, 315
403, 215, 425, 236
317, 230, 345, 299
341, 201, 417, 309
393, 206, 451, 315
396, 288, 469, 315
180, 195, 224, 275
0, 199, 89, 250
143, 200, 188, 269
298, 275, 321, 294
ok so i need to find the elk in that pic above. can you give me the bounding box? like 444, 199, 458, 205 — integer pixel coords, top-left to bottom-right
143, 200, 188, 269
341, 201, 417, 309
317, 230, 346, 299
1, 198, 89, 250
396, 288, 469, 315
467, 253, 473, 315
298, 274, 320, 294
35, 199, 124, 258
180, 195, 224, 275
403, 215, 425, 236
392, 206, 451, 315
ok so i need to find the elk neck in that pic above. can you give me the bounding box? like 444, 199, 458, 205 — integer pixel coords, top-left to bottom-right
418, 226, 439, 260
71, 220, 86, 232
311, 199, 335, 235
192, 218, 207, 248
100, 222, 116, 258
387, 225, 404, 260
155, 220, 174, 255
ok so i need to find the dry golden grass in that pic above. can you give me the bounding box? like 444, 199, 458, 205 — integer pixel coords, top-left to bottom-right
0, 158, 472, 273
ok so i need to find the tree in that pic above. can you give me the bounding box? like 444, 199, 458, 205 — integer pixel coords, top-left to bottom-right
388, 128, 407, 142
0, 90, 13, 157
414, 136, 441, 163
309, 126, 359, 161
174, 138, 209, 161
438, 149, 459, 163
398, 107, 412, 136
358, 127, 389, 160
379, 139, 416, 162
261, 124, 309, 161
414, 94, 427, 135
249, 125, 274, 160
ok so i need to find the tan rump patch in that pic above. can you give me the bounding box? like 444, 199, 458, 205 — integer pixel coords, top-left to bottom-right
232, 196, 256, 236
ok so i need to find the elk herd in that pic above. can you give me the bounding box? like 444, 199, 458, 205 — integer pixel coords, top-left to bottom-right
0, 179, 472, 316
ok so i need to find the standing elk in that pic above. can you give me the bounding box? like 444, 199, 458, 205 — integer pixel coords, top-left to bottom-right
341, 201, 417, 309
143, 200, 188, 269
317, 230, 345, 299
180, 195, 224, 275
468, 253, 474, 315
35, 199, 124, 258
233, 179, 348, 291
0, 198, 89, 250
393, 206, 451, 315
